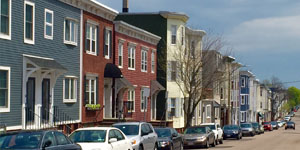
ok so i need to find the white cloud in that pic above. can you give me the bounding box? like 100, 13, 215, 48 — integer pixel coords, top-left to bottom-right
228, 15, 300, 52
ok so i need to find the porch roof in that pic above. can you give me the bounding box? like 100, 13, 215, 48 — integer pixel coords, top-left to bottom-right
104, 63, 123, 78
25, 56, 67, 71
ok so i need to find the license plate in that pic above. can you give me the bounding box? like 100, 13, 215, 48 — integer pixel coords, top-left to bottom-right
188, 142, 193, 145
227, 135, 231, 137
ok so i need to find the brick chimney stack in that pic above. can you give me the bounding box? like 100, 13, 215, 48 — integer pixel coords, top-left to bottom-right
123, 0, 129, 12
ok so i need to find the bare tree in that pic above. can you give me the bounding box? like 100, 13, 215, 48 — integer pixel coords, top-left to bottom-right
170, 28, 231, 127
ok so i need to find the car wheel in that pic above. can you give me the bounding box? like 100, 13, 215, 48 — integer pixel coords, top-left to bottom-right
139, 145, 144, 150
219, 138, 223, 144
205, 140, 210, 148
212, 138, 216, 147
154, 143, 158, 150
180, 142, 184, 150
216, 136, 219, 145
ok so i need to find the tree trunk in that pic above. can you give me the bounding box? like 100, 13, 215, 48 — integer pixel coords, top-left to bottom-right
185, 112, 193, 128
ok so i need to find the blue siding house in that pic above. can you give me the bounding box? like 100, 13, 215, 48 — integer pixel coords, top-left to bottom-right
239, 71, 253, 123
0, 0, 81, 131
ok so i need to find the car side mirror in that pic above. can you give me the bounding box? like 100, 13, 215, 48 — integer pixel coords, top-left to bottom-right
43, 140, 52, 149
141, 131, 148, 136
109, 138, 118, 143
172, 133, 177, 137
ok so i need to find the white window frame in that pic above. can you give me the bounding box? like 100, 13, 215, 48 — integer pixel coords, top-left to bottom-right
241, 95, 245, 105
170, 98, 176, 116
241, 77, 245, 87
0, 0, 11, 40
206, 105, 211, 118
24, 1, 35, 45
44, 9, 53, 40
141, 89, 148, 112
151, 50, 155, 73
63, 77, 77, 103
86, 77, 97, 105
64, 18, 78, 46
0, 66, 10, 113
128, 45, 136, 70
127, 89, 135, 112
118, 42, 123, 68
141, 48, 148, 72
85, 23, 97, 55
171, 25, 177, 44
104, 29, 112, 59
241, 111, 246, 122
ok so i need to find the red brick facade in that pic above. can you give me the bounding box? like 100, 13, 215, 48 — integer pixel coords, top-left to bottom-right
114, 31, 157, 122
82, 11, 114, 124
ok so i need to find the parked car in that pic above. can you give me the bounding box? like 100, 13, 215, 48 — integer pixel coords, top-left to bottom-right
262, 122, 273, 131
113, 122, 157, 150
183, 126, 215, 148
277, 121, 284, 128
258, 124, 264, 134
200, 123, 223, 144
250, 122, 260, 134
0, 130, 81, 150
69, 127, 132, 150
240, 123, 255, 137
154, 127, 183, 150
223, 125, 242, 140
285, 121, 296, 130
270, 121, 279, 130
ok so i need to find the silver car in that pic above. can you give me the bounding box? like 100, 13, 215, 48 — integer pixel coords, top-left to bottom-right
241, 123, 255, 136
183, 126, 216, 148
113, 122, 158, 150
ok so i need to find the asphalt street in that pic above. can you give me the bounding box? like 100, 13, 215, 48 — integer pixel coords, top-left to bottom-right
185, 111, 300, 150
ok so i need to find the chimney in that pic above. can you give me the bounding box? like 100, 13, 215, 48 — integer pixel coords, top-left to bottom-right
123, 0, 129, 13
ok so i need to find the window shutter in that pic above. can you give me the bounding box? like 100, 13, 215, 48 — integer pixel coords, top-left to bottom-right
96, 26, 99, 56
167, 62, 171, 81
109, 30, 112, 58
96, 77, 99, 104
84, 76, 88, 105
85, 22, 88, 52
175, 98, 179, 117
103, 28, 107, 56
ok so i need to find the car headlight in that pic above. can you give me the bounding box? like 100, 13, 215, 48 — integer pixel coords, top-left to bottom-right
132, 139, 137, 145
233, 131, 238, 134
160, 141, 170, 147
249, 128, 253, 131
197, 136, 206, 141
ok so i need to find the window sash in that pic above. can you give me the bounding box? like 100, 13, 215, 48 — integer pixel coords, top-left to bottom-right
171, 25, 177, 44
104, 30, 111, 58
127, 90, 135, 112
0, 70, 8, 108
64, 78, 76, 100
0, 0, 10, 35
86, 24, 97, 54
25, 3, 33, 40
118, 43, 123, 67
128, 47, 135, 69
44, 9, 53, 38
86, 79, 96, 104
141, 50, 147, 72
151, 51, 155, 73
65, 19, 77, 44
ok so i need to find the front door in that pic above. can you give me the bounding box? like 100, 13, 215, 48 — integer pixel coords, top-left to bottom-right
42, 79, 50, 123
26, 78, 35, 125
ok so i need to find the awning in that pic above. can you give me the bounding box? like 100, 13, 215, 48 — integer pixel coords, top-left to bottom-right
25, 56, 67, 72
115, 78, 135, 93
150, 80, 165, 96
213, 101, 220, 107
104, 63, 123, 78
258, 112, 264, 118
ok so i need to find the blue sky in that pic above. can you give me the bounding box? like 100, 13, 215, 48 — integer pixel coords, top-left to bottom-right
98, 0, 300, 88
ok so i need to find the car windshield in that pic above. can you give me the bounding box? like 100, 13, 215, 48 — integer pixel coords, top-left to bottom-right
69, 130, 106, 143
287, 122, 294, 125
241, 124, 251, 128
0, 132, 43, 149
251, 123, 259, 127
114, 125, 139, 136
224, 125, 239, 130
202, 125, 216, 130
154, 129, 171, 138
263, 122, 270, 125
271, 121, 277, 125
184, 127, 206, 134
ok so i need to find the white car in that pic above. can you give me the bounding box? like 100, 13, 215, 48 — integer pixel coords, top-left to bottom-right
200, 123, 223, 144
69, 127, 133, 150
284, 116, 291, 122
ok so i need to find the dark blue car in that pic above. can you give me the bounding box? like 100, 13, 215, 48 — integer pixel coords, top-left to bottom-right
223, 125, 242, 140
154, 127, 183, 150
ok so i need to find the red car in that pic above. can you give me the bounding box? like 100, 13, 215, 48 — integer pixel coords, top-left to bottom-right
263, 122, 273, 131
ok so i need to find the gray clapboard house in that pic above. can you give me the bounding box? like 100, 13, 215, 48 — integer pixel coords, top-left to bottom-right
0, 0, 81, 132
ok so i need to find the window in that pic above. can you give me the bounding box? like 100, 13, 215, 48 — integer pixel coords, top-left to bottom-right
127, 90, 135, 112
241, 95, 245, 105
170, 98, 176, 116
260, 89, 263, 96
151, 51, 155, 73
181, 26, 184, 45
241, 77, 245, 87
0, 0, 11, 40
104, 29, 112, 59
118, 42, 123, 67
206, 105, 211, 118
215, 108, 219, 118
260, 102, 263, 109
85, 77, 97, 105
141, 49, 148, 72
63, 77, 77, 103
241, 112, 246, 122
141, 89, 147, 112
64, 18, 78, 45
231, 81, 234, 90
44, 9, 53, 39
190, 41, 195, 56
24, 1, 35, 44
220, 88, 224, 99
170, 61, 177, 81
0, 66, 10, 112
113, 130, 125, 141
128, 46, 136, 69
43, 132, 57, 147
171, 25, 177, 44
181, 98, 184, 117
55, 132, 71, 145
85, 23, 97, 55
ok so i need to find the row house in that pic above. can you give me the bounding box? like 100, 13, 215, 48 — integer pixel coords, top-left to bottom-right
0, 0, 81, 131
249, 78, 259, 122
256, 84, 272, 123
114, 21, 163, 122
116, 11, 189, 129
239, 70, 254, 123
230, 62, 242, 125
